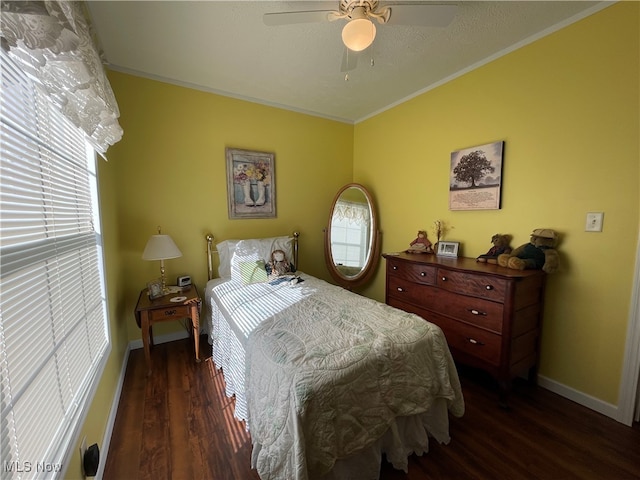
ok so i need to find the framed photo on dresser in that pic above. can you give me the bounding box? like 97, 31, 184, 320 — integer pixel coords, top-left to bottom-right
437, 241, 460, 257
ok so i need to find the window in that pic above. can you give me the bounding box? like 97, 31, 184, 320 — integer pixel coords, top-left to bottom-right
0, 49, 110, 478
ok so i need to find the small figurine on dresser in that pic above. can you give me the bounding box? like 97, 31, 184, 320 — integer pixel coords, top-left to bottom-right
477, 233, 512, 264
407, 230, 433, 254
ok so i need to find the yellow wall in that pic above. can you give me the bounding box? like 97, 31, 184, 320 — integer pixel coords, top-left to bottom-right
69, 3, 638, 476
104, 74, 354, 341
354, 2, 639, 404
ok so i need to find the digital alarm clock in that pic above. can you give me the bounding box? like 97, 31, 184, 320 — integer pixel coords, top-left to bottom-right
177, 275, 192, 287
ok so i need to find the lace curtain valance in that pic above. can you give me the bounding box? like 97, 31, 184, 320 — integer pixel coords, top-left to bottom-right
333, 200, 370, 226
1, 0, 123, 154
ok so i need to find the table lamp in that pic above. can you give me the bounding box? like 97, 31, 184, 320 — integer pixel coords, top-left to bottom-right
142, 227, 182, 294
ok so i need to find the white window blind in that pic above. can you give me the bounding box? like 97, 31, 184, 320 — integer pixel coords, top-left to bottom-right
0, 48, 110, 479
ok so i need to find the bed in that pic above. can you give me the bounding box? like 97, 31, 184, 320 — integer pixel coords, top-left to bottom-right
204, 234, 464, 480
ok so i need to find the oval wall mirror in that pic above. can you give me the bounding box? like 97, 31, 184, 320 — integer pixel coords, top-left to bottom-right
324, 183, 381, 289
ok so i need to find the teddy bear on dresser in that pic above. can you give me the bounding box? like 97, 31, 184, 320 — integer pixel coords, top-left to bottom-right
477, 233, 512, 264
497, 228, 560, 274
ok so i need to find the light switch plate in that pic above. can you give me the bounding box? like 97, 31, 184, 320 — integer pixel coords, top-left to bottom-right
585, 212, 604, 232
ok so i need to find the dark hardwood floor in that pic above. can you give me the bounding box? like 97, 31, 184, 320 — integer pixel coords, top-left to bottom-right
104, 337, 640, 480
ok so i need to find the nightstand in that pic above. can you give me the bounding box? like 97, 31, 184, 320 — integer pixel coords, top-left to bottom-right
135, 285, 201, 372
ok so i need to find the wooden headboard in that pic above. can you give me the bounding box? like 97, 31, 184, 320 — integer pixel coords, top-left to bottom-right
204, 232, 299, 281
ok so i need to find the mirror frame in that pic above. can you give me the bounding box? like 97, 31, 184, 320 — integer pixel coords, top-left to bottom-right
324, 183, 381, 289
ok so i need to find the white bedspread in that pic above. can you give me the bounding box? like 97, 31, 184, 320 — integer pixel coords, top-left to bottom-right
208, 274, 464, 480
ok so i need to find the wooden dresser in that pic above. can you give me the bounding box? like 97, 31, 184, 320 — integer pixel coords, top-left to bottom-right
383, 252, 546, 405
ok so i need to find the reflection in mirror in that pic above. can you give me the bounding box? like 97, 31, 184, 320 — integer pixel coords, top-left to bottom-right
331, 188, 370, 277
324, 183, 380, 289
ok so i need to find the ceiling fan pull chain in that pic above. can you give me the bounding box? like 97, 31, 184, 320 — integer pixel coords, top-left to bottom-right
344, 48, 352, 80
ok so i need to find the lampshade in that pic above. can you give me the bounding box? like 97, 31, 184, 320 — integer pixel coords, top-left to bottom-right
142, 235, 182, 261
342, 18, 376, 52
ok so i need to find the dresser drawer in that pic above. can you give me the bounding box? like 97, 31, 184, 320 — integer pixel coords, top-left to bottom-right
387, 257, 436, 285
387, 277, 504, 333
389, 298, 502, 366
437, 269, 507, 302
387, 296, 431, 321
149, 304, 190, 322
440, 289, 504, 334
387, 276, 438, 308
429, 313, 502, 366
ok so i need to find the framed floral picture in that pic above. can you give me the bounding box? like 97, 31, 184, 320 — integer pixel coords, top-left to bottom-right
226, 148, 276, 219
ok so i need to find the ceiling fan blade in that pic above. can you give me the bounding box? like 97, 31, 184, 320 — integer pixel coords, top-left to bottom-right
340, 48, 359, 72
263, 10, 334, 26
385, 4, 458, 27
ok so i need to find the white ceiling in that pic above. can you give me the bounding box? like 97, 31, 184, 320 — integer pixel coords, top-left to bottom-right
86, 1, 608, 123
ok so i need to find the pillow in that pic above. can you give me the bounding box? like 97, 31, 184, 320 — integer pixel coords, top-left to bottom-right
239, 259, 268, 284
230, 246, 261, 284
217, 236, 294, 278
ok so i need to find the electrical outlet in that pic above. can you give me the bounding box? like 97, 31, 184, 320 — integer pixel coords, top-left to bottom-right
79, 436, 87, 478
585, 212, 604, 232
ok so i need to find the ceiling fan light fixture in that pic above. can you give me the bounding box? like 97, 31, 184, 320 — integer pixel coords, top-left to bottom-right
342, 18, 376, 52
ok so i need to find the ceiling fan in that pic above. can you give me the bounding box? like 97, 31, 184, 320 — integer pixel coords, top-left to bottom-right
263, 1, 458, 53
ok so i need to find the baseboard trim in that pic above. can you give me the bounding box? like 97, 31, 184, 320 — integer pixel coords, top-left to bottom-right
538, 375, 619, 421
94, 342, 131, 480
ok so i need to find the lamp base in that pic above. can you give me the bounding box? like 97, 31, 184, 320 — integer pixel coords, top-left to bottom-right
160, 263, 169, 294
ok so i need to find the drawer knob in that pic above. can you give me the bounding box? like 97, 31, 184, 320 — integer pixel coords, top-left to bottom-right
485, 285, 493, 290
441, 276, 447, 281
468, 309, 487, 316
397, 287, 404, 292
420, 272, 426, 277
467, 337, 485, 346
393, 266, 398, 270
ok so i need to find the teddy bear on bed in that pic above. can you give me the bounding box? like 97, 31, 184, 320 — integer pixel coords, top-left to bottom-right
477, 233, 512, 264
497, 228, 560, 274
